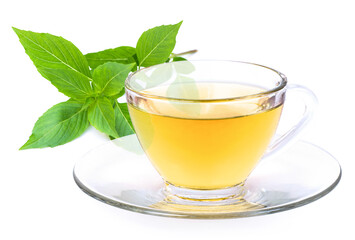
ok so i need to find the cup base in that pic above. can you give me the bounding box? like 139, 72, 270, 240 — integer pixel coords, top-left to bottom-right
164, 182, 246, 205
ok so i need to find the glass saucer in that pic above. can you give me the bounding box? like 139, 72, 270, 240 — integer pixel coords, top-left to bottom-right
73, 134, 341, 219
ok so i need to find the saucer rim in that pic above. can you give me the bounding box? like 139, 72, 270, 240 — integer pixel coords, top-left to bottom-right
73, 137, 342, 219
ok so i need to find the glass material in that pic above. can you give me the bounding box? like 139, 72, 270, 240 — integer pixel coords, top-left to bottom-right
73, 134, 341, 219
125, 60, 317, 194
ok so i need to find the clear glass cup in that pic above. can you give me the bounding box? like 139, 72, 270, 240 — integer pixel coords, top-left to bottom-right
125, 60, 317, 203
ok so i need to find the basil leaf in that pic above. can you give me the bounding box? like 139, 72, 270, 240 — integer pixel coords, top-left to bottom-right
88, 97, 119, 138
113, 102, 135, 138
146, 62, 173, 88
109, 87, 126, 100
172, 56, 187, 62
172, 59, 195, 74
13, 28, 93, 99
39, 68, 93, 99
13, 28, 91, 78
20, 100, 89, 150
92, 62, 134, 97
85, 46, 137, 70
136, 21, 182, 67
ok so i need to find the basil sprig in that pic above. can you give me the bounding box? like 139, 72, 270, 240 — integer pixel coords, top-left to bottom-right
14, 21, 188, 149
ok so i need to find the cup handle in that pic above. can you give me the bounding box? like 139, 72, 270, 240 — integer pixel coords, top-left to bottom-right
263, 84, 318, 159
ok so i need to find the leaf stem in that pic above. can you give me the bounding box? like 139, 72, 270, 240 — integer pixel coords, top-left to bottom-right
171, 49, 198, 58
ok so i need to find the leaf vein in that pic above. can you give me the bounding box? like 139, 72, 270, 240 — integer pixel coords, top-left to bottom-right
26, 105, 86, 148
97, 102, 116, 135
42, 71, 90, 96
101, 69, 126, 93
139, 27, 177, 66
16, 30, 92, 82
115, 102, 134, 135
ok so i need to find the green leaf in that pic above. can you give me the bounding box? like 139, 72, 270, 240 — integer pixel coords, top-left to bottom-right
172, 60, 195, 74
39, 68, 93, 99
88, 97, 119, 138
146, 62, 173, 88
136, 21, 182, 67
92, 62, 134, 97
13, 27, 91, 78
13, 28, 93, 99
129, 61, 193, 90
113, 102, 135, 138
108, 87, 126, 100
85, 46, 137, 70
20, 100, 89, 150
172, 56, 187, 62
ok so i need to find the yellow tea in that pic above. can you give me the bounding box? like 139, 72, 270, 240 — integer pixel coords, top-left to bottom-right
128, 83, 283, 190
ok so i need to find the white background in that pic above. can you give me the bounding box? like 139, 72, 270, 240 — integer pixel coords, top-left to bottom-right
0, 0, 353, 239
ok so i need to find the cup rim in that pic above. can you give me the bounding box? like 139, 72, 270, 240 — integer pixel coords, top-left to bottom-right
125, 60, 288, 103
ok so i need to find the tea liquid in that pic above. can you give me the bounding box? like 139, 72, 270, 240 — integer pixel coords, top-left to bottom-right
128, 83, 283, 189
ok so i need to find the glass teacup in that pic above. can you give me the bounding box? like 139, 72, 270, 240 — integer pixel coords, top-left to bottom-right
125, 60, 316, 202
